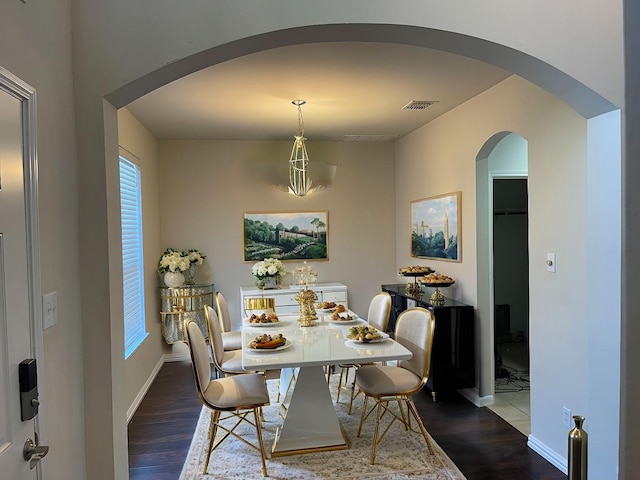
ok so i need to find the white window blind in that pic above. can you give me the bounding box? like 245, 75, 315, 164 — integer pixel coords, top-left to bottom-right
119, 155, 148, 358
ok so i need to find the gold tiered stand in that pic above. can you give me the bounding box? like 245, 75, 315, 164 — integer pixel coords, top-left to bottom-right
400, 269, 433, 296
420, 281, 455, 306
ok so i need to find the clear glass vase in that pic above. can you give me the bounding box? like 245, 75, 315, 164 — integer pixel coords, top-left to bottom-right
184, 264, 197, 285
256, 275, 280, 290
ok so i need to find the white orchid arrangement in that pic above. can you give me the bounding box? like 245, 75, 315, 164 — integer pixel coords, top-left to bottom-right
251, 257, 286, 280
158, 248, 206, 274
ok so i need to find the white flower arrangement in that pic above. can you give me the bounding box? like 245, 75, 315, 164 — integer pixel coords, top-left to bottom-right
158, 248, 206, 274
185, 249, 206, 266
251, 257, 286, 280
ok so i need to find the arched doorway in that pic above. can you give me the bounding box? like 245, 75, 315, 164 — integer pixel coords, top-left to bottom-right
476, 132, 530, 434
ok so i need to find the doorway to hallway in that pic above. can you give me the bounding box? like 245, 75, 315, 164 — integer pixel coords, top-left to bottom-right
489, 178, 530, 435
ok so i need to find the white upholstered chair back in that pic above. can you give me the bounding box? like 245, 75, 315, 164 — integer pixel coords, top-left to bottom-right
204, 305, 225, 368
185, 320, 212, 397
215, 291, 232, 332
395, 307, 436, 381
366, 292, 392, 332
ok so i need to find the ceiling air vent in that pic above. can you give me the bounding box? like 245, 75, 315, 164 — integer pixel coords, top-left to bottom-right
402, 100, 439, 110
342, 134, 399, 142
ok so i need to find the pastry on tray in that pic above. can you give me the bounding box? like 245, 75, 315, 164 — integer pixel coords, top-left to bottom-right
332, 304, 346, 313
248, 333, 286, 349
248, 312, 279, 323
399, 265, 434, 275
330, 312, 355, 321
317, 301, 337, 309
418, 273, 454, 284
346, 325, 384, 343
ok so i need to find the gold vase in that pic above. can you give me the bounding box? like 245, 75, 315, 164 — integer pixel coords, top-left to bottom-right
568, 415, 588, 480
295, 287, 318, 327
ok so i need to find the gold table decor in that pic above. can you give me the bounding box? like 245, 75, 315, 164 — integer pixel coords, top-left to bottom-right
422, 281, 455, 307
293, 262, 319, 326
295, 287, 318, 326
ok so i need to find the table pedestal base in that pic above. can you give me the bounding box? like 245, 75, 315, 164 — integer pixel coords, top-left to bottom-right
271, 365, 348, 457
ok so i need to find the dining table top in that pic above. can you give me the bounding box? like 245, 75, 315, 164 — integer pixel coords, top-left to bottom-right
241, 311, 412, 371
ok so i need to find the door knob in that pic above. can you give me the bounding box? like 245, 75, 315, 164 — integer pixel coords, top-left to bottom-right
23, 436, 49, 469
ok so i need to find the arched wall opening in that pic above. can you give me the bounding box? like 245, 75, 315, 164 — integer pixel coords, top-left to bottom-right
476, 132, 529, 402
90, 23, 622, 477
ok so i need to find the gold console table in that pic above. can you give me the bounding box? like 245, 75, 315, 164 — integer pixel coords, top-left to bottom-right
159, 283, 214, 344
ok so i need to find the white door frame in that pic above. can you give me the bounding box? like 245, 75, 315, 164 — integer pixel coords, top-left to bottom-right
0, 66, 47, 479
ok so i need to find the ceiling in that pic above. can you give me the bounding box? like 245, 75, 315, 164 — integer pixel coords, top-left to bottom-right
125, 42, 512, 142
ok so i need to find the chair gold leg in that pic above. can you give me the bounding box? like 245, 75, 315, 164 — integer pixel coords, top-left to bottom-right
406, 399, 434, 455
253, 407, 269, 477
348, 377, 361, 414
336, 367, 346, 402
370, 399, 384, 464
204, 410, 221, 474
357, 394, 369, 437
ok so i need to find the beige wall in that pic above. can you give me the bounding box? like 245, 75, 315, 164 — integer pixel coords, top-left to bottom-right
117, 108, 168, 415
396, 75, 619, 473
0, 1, 85, 478
157, 139, 396, 325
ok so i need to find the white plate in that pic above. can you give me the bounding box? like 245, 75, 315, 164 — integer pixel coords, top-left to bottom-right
316, 307, 340, 313
344, 331, 390, 343
245, 340, 293, 353
245, 320, 282, 327
325, 316, 360, 324
344, 339, 390, 348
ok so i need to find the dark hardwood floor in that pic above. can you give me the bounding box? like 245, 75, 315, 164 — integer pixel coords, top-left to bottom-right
128, 361, 566, 480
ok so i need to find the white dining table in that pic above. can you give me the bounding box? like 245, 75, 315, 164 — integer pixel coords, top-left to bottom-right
241, 312, 412, 457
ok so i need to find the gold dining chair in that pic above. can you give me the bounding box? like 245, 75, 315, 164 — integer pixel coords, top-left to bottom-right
336, 291, 392, 413
204, 305, 252, 377
215, 291, 243, 351
354, 307, 436, 465
184, 319, 270, 477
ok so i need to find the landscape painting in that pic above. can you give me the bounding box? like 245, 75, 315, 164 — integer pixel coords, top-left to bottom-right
411, 192, 461, 262
243, 211, 329, 261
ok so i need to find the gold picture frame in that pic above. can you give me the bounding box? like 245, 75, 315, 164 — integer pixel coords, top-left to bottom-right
410, 191, 461, 262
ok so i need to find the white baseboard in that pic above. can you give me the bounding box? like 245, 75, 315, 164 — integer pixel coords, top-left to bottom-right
527, 434, 567, 474
126, 352, 192, 423
164, 351, 190, 362
126, 356, 165, 423
457, 387, 493, 407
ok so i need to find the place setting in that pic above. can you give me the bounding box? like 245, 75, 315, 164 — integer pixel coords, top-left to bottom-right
243, 312, 284, 328
244, 332, 293, 354
344, 324, 390, 347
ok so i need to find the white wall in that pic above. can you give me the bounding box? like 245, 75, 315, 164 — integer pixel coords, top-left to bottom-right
117, 108, 168, 415
157, 139, 396, 328
395, 75, 618, 476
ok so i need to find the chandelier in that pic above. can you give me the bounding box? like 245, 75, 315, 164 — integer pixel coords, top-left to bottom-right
288, 100, 312, 196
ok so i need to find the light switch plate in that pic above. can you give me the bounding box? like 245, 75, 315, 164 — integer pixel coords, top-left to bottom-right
42, 292, 58, 330
546, 253, 557, 273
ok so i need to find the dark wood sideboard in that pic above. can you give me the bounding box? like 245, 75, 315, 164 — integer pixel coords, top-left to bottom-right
381, 284, 476, 401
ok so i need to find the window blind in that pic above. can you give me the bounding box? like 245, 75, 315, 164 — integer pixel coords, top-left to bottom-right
119, 155, 148, 358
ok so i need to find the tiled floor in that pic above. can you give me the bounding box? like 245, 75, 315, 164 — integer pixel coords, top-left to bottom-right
489, 340, 531, 436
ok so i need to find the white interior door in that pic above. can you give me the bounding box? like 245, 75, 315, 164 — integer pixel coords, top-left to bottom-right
0, 69, 43, 479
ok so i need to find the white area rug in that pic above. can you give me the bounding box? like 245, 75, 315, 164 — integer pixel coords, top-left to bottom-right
180, 377, 466, 480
